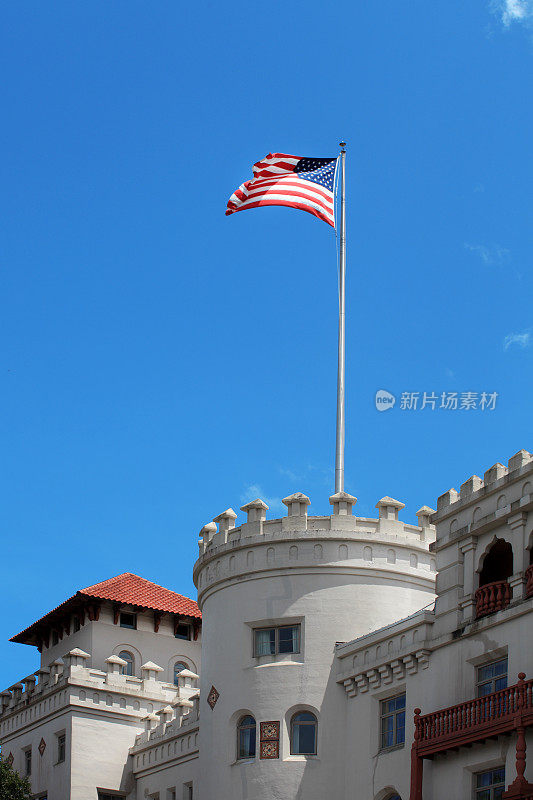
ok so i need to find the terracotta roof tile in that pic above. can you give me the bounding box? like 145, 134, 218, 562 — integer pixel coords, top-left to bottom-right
79, 573, 200, 617
10, 572, 200, 646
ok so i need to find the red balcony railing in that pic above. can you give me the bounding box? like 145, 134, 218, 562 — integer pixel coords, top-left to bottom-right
413, 677, 533, 758
410, 674, 533, 800
475, 580, 512, 618
526, 565, 533, 598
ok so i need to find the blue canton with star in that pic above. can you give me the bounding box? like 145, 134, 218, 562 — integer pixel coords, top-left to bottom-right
293, 157, 337, 191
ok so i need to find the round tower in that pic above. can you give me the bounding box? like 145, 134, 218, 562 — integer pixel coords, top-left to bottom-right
193, 490, 436, 800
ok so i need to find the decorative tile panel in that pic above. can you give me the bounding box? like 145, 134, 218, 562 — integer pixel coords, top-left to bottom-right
260, 720, 280, 758
260, 721, 280, 741
38, 738, 46, 756
6, 752, 14, 767
207, 685, 220, 710
260, 740, 279, 759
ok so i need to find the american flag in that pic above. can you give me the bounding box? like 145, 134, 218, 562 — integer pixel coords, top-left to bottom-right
226, 153, 337, 227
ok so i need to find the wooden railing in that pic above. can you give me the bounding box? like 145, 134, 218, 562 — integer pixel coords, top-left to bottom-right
411, 675, 533, 800
475, 579, 512, 618
526, 565, 533, 599
413, 676, 533, 757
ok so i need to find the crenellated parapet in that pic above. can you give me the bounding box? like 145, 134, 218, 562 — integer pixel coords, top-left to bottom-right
433, 449, 533, 536
430, 448, 533, 634
0, 648, 198, 742
193, 490, 437, 608
130, 694, 200, 777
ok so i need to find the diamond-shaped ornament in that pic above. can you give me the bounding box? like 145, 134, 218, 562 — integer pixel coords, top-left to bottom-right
207, 685, 220, 710
6, 752, 14, 767
38, 738, 46, 756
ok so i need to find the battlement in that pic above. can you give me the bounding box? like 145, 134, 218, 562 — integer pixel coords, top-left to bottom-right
434, 449, 532, 519
193, 491, 438, 607
197, 490, 435, 555
0, 648, 199, 741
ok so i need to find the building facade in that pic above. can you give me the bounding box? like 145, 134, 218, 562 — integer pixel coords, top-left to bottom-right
1, 449, 532, 799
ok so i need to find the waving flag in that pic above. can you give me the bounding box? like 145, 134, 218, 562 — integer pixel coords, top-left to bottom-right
226, 153, 337, 227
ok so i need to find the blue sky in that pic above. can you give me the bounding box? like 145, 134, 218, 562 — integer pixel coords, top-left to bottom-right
1, 0, 532, 687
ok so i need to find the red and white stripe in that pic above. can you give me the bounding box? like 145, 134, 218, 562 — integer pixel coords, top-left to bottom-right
226, 153, 335, 227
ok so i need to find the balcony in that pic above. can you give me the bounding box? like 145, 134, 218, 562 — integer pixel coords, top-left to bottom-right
410, 674, 533, 800
475, 580, 512, 619
526, 565, 533, 599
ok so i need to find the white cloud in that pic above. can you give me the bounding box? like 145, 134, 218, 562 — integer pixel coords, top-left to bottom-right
503, 330, 532, 350
465, 243, 510, 266
240, 484, 285, 515
492, 0, 533, 25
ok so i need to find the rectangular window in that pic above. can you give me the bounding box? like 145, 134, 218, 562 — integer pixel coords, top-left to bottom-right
182, 784, 193, 800
253, 625, 300, 657
119, 612, 137, 630
477, 658, 508, 697
474, 767, 505, 799
57, 734, 66, 763
174, 623, 191, 641
24, 748, 31, 776
73, 616, 80, 633
380, 694, 406, 750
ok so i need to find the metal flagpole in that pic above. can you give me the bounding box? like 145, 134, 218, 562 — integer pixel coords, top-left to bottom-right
334, 141, 347, 494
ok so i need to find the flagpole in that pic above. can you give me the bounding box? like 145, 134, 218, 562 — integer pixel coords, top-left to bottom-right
335, 141, 347, 494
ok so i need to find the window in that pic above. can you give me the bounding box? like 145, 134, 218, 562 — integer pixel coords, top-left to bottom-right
183, 784, 193, 800
73, 616, 80, 633
477, 658, 508, 697
174, 624, 191, 640
52, 630, 59, 646
254, 625, 300, 656
173, 662, 188, 686
57, 733, 66, 763
380, 694, 406, 750
24, 748, 31, 776
119, 651, 134, 676
237, 715, 256, 760
98, 794, 127, 800
474, 768, 505, 799
119, 612, 137, 630
290, 711, 317, 755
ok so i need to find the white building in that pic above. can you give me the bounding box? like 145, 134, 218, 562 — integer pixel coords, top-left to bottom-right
1, 449, 532, 800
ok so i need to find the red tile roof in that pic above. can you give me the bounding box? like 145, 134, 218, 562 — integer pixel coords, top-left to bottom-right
10, 572, 200, 646
79, 573, 201, 617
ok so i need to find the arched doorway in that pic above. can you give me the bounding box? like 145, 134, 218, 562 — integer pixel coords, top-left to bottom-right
476, 539, 513, 617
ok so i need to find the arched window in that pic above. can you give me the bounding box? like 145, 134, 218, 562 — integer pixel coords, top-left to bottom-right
119, 651, 134, 676
290, 711, 317, 755
479, 540, 513, 586
237, 715, 256, 760
385, 795, 402, 800
173, 661, 188, 687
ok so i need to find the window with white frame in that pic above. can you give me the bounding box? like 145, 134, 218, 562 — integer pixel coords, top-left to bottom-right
474, 767, 505, 799
253, 624, 300, 656
57, 733, 66, 763
237, 715, 256, 760
476, 658, 507, 697
24, 747, 31, 776
119, 612, 137, 630
380, 694, 406, 750
119, 650, 134, 676
174, 623, 191, 640
173, 662, 188, 686
290, 711, 317, 755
